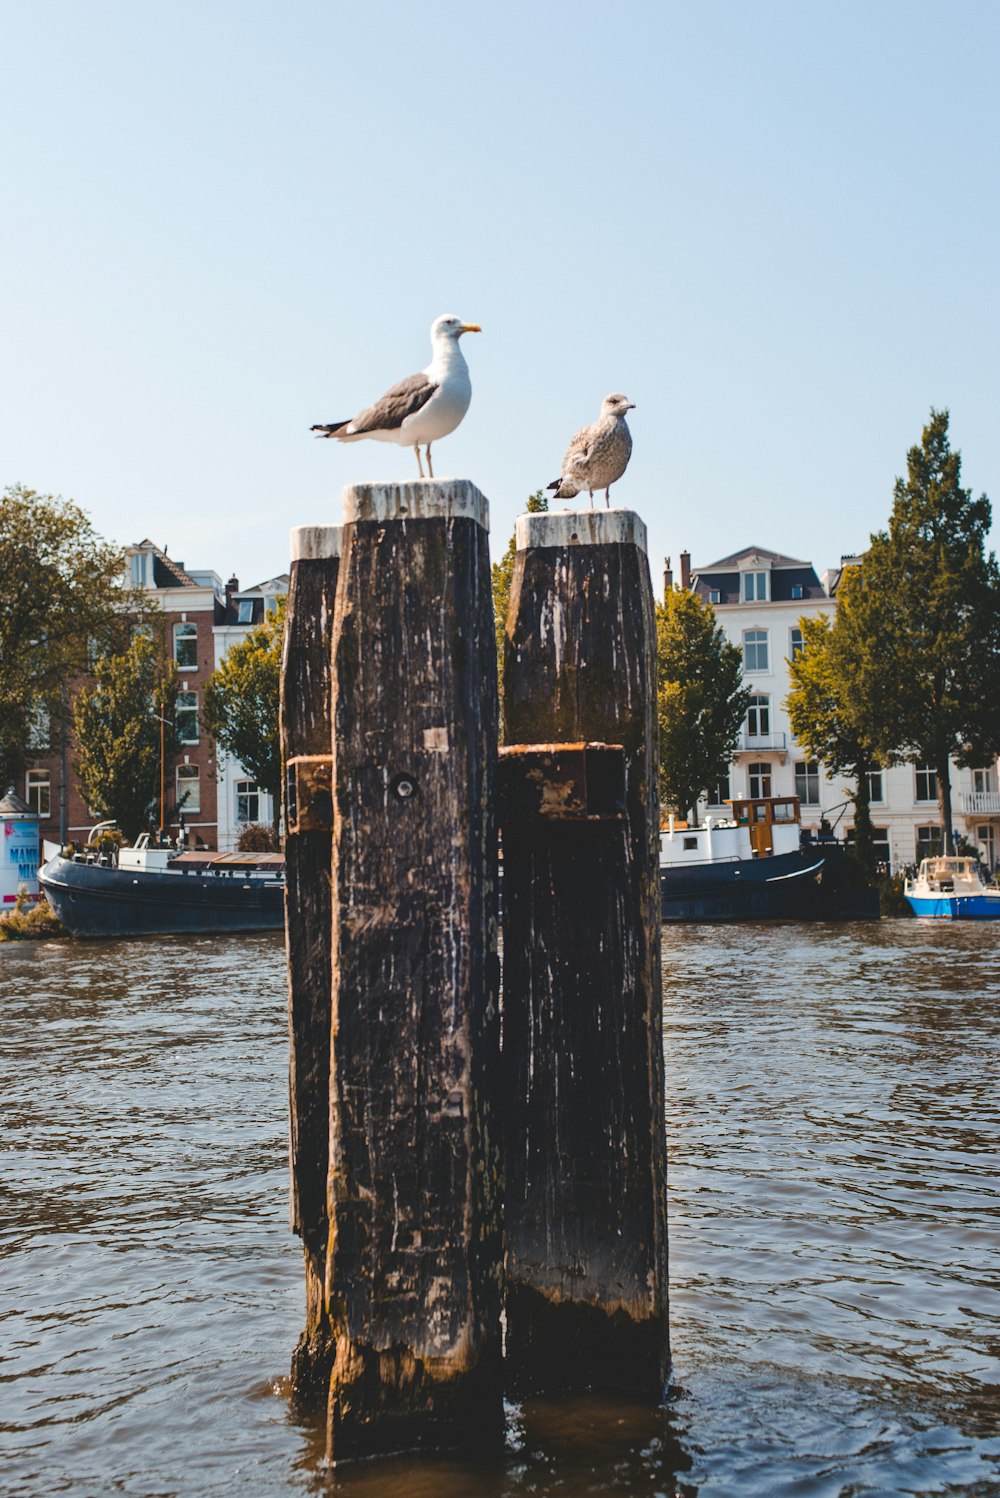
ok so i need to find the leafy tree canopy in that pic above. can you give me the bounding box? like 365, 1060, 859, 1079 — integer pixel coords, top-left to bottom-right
72, 633, 180, 842
203, 601, 285, 832
656, 587, 749, 821
0, 485, 139, 789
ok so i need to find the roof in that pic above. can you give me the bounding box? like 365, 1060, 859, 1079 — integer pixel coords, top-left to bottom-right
131, 540, 200, 589
694, 545, 811, 572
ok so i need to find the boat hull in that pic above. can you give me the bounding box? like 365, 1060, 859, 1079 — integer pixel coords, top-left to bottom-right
660, 850, 827, 922
905, 892, 1000, 920
39, 856, 285, 938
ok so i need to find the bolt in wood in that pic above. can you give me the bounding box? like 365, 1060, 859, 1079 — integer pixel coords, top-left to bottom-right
500, 508, 669, 1399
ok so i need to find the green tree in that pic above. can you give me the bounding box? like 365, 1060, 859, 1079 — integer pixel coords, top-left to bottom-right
785, 590, 880, 874
849, 409, 1000, 853
73, 634, 180, 842
203, 601, 285, 835
0, 486, 136, 791
492, 492, 547, 732
656, 587, 749, 821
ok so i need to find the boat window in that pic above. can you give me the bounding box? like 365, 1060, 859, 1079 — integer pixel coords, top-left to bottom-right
683, 836, 698, 850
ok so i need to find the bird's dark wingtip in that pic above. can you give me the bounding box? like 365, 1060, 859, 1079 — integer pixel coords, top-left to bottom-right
545, 479, 560, 491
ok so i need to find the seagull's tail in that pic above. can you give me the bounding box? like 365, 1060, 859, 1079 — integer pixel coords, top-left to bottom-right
311, 421, 351, 439
547, 477, 578, 499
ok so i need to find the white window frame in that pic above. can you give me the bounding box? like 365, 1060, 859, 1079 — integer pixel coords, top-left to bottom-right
973, 766, 997, 795
176, 692, 199, 744
748, 761, 772, 799
173, 621, 198, 671
742, 571, 768, 602
747, 694, 770, 737
867, 769, 884, 804
236, 779, 260, 824
915, 764, 936, 803
743, 629, 769, 673
176, 763, 201, 814
794, 760, 820, 806
26, 769, 51, 818
237, 599, 254, 625
789, 627, 804, 660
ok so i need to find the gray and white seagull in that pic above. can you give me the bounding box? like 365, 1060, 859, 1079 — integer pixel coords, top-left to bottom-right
311, 313, 481, 479
547, 393, 635, 508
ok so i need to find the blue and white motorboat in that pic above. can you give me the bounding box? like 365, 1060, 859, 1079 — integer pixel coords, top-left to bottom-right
904, 856, 1000, 919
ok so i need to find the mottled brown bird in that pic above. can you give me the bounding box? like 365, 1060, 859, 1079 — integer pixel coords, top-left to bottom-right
547, 393, 635, 508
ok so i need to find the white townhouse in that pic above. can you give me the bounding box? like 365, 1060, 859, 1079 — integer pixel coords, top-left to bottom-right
674, 545, 1000, 872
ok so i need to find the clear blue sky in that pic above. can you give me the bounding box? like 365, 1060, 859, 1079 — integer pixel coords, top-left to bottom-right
3, 0, 998, 590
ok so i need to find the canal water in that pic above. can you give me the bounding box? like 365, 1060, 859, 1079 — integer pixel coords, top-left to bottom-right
1, 923, 998, 1497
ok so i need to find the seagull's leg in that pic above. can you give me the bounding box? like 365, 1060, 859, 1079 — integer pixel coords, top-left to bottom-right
605, 488, 611, 508
589, 489, 595, 509
414, 444, 425, 478
426, 445, 434, 479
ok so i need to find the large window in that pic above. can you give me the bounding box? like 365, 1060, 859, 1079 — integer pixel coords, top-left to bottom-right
973, 767, 997, 795
173, 622, 198, 670
129, 552, 153, 588
747, 695, 770, 737
794, 761, 820, 806
867, 769, 884, 804
748, 762, 772, 799
789, 627, 804, 660
237, 599, 254, 624
236, 780, 260, 823
26, 769, 51, 818
176, 692, 199, 744
743, 571, 768, 602
706, 776, 730, 807
176, 763, 200, 814
916, 824, 943, 859
743, 629, 769, 673
915, 764, 936, 802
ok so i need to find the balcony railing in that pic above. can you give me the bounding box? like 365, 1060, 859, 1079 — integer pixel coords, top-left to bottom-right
736, 731, 788, 753
960, 791, 1000, 815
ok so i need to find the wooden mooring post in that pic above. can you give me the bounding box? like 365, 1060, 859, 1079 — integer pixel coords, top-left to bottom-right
320, 480, 503, 1461
281, 524, 341, 1399
498, 508, 669, 1398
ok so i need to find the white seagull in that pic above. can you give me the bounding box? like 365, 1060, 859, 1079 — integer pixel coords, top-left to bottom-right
311, 313, 481, 478
547, 393, 635, 508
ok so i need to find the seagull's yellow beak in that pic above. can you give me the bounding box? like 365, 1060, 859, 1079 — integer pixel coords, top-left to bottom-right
460, 323, 482, 333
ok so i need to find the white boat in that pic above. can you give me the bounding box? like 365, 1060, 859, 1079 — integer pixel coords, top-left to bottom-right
904, 856, 1000, 920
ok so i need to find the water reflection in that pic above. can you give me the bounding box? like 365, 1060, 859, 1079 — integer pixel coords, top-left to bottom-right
1, 922, 998, 1496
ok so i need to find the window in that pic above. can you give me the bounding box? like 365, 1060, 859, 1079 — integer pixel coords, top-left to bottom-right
747, 694, 770, 737
915, 764, 936, 802
176, 692, 199, 743
709, 589, 721, 605
794, 761, 820, 805
743, 629, 769, 672
973, 767, 997, 795
743, 571, 768, 602
789, 627, 804, 660
264, 596, 278, 615
174, 621, 198, 669
916, 824, 943, 859
27, 702, 50, 750
977, 824, 997, 868
236, 780, 260, 823
867, 770, 884, 804
848, 825, 891, 869
132, 622, 152, 642
791, 584, 804, 600
706, 776, 730, 807
25, 769, 51, 818
748, 762, 772, 798
237, 599, 254, 624
176, 764, 200, 814
129, 552, 152, 587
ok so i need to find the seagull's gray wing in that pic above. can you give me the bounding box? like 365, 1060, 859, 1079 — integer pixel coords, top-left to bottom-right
347, 371, 438, 434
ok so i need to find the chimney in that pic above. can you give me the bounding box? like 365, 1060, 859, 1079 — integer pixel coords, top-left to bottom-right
662, 556, 673, 599
679, 551, 692, 590
225, 575, 239, 611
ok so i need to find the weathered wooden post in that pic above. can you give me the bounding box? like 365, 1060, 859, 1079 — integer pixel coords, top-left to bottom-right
499, 508, 669, 1398
281, 524, 341, 1400
324, 480, 502, 1461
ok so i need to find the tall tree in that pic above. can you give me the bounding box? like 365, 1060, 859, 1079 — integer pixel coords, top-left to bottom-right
850, 409, 1000, 853
656, 587, 749, 821
73, 634, 180, 842
492, 492, 547, 731
0, 486, 136, 791
785, 591, 880, 873
203, 601, 284, 835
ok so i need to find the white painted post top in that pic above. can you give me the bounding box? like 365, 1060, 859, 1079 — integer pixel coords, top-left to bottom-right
515, 509, 648, 554
289, 525, 343, 562
342, 479, 489, 530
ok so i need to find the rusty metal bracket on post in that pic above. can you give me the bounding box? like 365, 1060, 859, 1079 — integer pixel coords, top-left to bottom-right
497, 742, 626, 822
286, 755, 333, 834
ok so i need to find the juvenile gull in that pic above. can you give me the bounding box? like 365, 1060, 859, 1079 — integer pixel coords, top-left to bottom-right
546, 393, 635, 508
311, 313, 480, 479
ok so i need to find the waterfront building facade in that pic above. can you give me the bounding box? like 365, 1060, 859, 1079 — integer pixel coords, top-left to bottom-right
679, 545, 1000, 872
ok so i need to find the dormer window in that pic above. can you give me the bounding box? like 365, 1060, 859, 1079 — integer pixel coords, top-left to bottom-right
709, 589, 721, 604
791, 584, 804, 600
237, 599, 254, 624
743, 570, 768, 602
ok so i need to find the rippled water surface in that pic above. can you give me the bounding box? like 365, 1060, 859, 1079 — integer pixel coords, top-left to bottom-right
1, 923, 998, 1496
